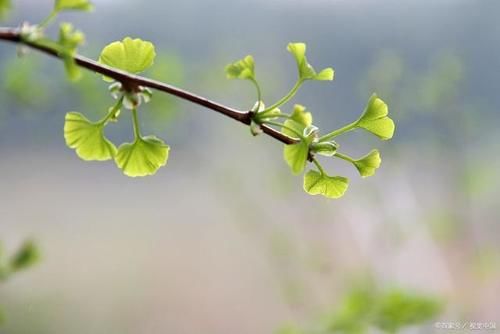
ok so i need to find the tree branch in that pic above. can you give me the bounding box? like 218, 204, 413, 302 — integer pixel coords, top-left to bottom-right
0, 27, 298, 145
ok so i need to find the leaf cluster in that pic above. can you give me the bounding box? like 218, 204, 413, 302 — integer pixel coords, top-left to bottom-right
225, 43, 395, 198
65, 37, 169, 177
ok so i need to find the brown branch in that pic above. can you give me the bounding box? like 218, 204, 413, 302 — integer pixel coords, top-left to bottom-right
0, 27, 298, 145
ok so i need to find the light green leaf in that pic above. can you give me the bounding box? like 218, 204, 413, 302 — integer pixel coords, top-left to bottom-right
58, 23, 85, 81
115, 136, 169, 177
225, 55, 255, 80
282, 105, 314, 174
356, 94, 395, 140
284, 141, 309, 175
59, 23, 84, 50
0, 0, 11, 20
287, 42, 334, 81
352, 149, 381, 177
64, 112, 117, 161
55, 0, 93, 11
281, 104, 312, 138
290, 104, 312, 127
99, 37, 156, 81
303, 170, 349, 199
315, 67, 335, 80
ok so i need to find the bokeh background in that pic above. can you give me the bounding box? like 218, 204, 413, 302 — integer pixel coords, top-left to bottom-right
1, 0, 499, 333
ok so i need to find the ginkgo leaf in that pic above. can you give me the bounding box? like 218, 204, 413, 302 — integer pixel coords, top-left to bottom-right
315, 67, 335, 81
303, 170, 349, 199
282, 105, 315, 175
284, 141, 309, 175
281, 104, 312, 138
289, 104, 312, 127
352, 149, 381, 177
58, 23, 84, 81
55, 0, 93, 11
59, 23, 84, 50
356, 94, 395, 140
99, 37, 156, 81
287, 42, 334, 81
64, 112, 117, 161
115, 136, 169, 177
225, 55, 255, 80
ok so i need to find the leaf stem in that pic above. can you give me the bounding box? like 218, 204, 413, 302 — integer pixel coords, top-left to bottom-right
263, 79, 304, 112
250, 78, 262, 108
318, 121, 357, 142
312, 158, 326, 175
334, 152, 355, 163
101, 95, 124, 124
131, 108, 141, 139
38, 10, 59, 29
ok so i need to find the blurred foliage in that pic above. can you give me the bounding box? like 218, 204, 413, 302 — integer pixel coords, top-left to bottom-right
0, 240, 39, 281
417, 52, 463, 112
1, 56, 50, 114
359, 49, 465, 124
0, 240, 40, 325
273, 281, 443, 334
325, 284, 443, 334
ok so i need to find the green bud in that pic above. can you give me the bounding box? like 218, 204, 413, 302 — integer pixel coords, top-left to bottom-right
311, 141, 338, 157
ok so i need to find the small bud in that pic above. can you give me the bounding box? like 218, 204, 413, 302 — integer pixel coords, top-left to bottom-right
303, 125, 318, 139
250, 121, 262, 136
311, 141, 338, 157
123, 92, 140, 109
139, 87, 153, 104
108, 82, 123, 99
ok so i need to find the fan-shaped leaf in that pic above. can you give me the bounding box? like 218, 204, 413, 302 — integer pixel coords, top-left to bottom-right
99, 37, 156, 81
284, 141, 309, 175
356, 94, 395, 140
225, 55, 255, 80
352, 149, 381, 177
64, 112, 117, 161
115, 136, 169, 177
303, 170, 349, 199
287, 42, 334, 81
282, 105, 315, 174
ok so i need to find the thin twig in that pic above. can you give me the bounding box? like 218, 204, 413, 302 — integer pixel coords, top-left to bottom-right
0, 27, 298, 145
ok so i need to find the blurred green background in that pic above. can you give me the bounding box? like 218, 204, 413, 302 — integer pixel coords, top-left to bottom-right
1, 0, 499, 333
